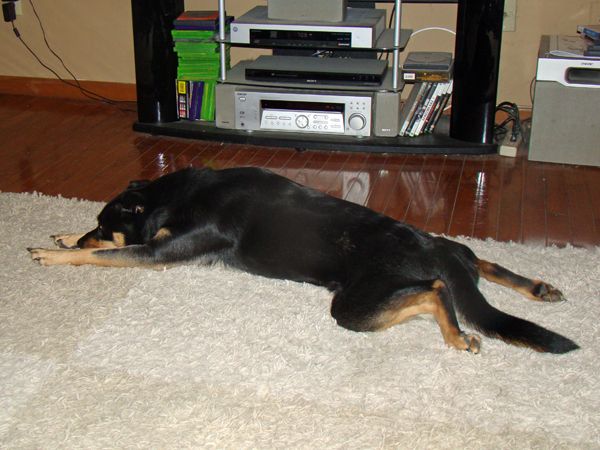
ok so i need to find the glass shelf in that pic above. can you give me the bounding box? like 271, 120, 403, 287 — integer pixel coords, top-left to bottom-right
215, 29, 412, 52
220, 60, 406, 93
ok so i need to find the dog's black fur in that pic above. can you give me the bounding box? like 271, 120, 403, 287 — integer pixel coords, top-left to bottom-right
30, 167, 579, 354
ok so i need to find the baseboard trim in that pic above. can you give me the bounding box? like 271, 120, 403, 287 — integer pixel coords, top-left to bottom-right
0, 76, 137, 101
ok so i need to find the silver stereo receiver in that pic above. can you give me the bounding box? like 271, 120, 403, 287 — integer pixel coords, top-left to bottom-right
216, 83, 402, 137
218, 86, 372, 137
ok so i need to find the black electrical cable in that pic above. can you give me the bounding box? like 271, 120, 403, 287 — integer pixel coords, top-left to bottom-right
10, 0, 135, 112
494, 101, 522, 143
529, 77, 536, 104
27, 0, 110, 104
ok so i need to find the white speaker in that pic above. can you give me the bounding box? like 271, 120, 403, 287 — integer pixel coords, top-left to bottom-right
373, 91, 401, 137
529, 81, 600, 167
268, 0, 347, 22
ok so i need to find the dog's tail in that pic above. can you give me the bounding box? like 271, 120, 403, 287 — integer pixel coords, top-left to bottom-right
444, 263, 579, 354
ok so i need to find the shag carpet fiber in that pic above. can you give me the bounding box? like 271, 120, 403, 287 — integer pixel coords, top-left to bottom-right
1, 192, 599, 448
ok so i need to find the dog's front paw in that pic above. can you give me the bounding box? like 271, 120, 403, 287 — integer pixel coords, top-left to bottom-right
28, 248, 67, 266
51, 234, 82, 249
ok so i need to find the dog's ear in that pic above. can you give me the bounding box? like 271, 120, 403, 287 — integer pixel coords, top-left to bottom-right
118, 191, 146, 216
126, 179, 151, 190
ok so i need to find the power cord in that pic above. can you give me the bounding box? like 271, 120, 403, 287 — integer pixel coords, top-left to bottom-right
494, 101, 522, 143
7, 0, 135, 112
410, 27, 456, 38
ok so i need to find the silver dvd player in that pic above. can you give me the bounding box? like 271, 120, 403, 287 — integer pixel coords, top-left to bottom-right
230, 6, 386, 49
221, 86, 372, 137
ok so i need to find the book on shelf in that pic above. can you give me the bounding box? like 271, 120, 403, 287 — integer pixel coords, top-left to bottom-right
176, 80, 190, 119
398, 83, 425, 137
547, 35, 600, 59
172, 10, 232, 122
173, 10, 234, 31
176, 79, 217, 121
424, 81, 452, 134
412, 82, 444, 136
176, 10, 220, 21
172, 30, 219, 40
399, 80, 452, 137
177, 66, 224, 79
189, 81, 204, 120
406, 83, 434, 137
175, 43, 229, 54
577, 24, 600, 42
402, 51, 453, 83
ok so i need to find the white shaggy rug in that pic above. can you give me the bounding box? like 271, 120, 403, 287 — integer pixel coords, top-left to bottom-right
1, 191, 599, 449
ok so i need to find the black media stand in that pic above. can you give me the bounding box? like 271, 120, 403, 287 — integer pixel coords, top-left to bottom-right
130, 0, 504, 155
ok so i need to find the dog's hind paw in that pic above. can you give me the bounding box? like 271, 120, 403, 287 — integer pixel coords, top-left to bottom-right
445, 332, 481, 354
459, 333, 481, 354
533, 282, 566, 302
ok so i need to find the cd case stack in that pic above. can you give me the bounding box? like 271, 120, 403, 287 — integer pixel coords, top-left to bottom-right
398, 80, 453, 137
577, 24, 600, 56
172, 11, 232, 121
398, 51, 453, 136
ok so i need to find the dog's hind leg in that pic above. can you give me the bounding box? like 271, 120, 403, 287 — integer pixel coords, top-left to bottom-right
330, 279, 481, 353
477, 259, 566, 302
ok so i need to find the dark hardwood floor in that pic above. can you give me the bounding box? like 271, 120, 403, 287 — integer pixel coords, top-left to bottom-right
1, 94, 599, 248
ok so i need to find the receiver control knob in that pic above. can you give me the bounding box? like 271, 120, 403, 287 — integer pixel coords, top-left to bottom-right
348, 113, 366, 131
295, 115, 309, 129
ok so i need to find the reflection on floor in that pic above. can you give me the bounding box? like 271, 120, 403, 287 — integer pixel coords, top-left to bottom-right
1, 94, 599, 248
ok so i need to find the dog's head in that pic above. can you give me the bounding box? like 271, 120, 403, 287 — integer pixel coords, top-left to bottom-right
77, 180, 152, 249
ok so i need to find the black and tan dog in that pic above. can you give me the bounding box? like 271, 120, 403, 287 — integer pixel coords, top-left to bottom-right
29, 167, 578, 354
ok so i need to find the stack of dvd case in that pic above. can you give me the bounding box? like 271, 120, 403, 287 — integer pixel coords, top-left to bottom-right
172, 11, 232, 121
576, 24, 600, 56
398, 80, 452, 137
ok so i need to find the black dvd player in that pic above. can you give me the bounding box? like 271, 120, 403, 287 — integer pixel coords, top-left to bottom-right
245, 55, 388, 86
250, 29, 351, 48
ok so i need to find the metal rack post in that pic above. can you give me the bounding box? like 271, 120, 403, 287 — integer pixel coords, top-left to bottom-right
392, 0, 402, 90
218, 0, 227, 80
132, 0, 497, 154
218, 0, 403, 87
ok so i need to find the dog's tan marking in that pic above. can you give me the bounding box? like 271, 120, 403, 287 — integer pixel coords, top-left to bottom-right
152, 228, 171, 240
478, 259, 533, 298
81, 238, 119, 249
112, 232, 126, 247
28, 248, 160, 268
478, 259, 565, 302
373, 280, 481, 353
52, 233, 85, 248
30, 248, 126, 267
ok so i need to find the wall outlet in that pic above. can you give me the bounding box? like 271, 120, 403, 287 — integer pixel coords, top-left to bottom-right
498, 132, 520, 157
503, 0, 516, 32
14, 0, 23, 15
